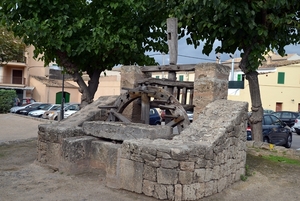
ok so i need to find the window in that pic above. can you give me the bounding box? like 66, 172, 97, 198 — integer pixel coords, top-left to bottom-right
277, 72, 285, 84
179, 75, 184, 81
237, 74, 244, 81
263, 116, 272, 125
155, 76, 160, 79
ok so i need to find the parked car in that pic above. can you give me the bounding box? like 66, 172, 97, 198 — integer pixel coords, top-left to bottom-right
271, 111, 299, 127
187, 110, 193, 122
42, 103, 80, 120
292, 115, 300, 135
263, 109, 274, 114
247, 114, 292, 148
16, 103, 52, 115
10, 102, 41, 113
149, 108, 161, 125
19, 98, 36, 106
28, 104, 61, 118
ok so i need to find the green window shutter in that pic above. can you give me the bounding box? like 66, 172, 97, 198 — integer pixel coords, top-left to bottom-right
155, 76, 159, 79
179, 75, 184, 81
237, 74, 242, 81
277, 72, 285, 84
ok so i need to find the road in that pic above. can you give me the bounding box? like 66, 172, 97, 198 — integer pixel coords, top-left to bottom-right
291, 132, 300, 150
1, 113, 300, 150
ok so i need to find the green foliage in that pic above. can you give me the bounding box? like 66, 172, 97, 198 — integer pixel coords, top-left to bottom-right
262, 155, 300, 166
240, 164, 254, 181
171, 0, 300, 72
0, 89, 16, 113
0, 26, 25, 63
0, 0, 168, 72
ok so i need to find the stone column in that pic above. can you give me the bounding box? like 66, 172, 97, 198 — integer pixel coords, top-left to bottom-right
120, 65, 151, 122
193, 63, 230, 120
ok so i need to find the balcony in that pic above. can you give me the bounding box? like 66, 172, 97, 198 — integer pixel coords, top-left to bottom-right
0, 76, 25, 85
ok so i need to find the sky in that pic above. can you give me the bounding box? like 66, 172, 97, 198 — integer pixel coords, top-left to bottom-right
147, 39, 300, 65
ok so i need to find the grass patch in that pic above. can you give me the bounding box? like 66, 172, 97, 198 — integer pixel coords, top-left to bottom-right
262, 155, 300, 166
240, 165, 254, 181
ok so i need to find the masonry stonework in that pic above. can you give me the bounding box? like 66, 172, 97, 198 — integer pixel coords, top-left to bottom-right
36, 63, 249, 200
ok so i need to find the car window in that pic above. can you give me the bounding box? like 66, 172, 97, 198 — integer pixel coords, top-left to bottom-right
51, 105, 61, 110
270, 115, 282, 126
292, 113, 298, 118
281, 112, 292, 118
272, 112, 280, 118
150, 109, 155, 115
263, 116, 272, 125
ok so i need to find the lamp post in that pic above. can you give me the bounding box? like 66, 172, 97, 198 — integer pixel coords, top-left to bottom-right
60, 70, 65, 121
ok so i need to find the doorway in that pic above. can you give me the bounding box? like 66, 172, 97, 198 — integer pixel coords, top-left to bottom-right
55, 91, 70, 104
12, 70, 23, 84
276, 102, 282, 112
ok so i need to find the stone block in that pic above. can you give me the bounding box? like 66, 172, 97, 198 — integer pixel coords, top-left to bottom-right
82, 121, 172, 141
157, 168, 178, 185
194, 169, 205, 183
142, 180, 155, 197
119, 158, 144, 193
161, 159, 179, 169
182, 183, 204, 200
180, 161, 194, 171
179, 171, 194, 185
175, 184, 182, 201
89, 141, 122, 188
154, 184, 168, 200
143, 165, 157, 181
59, 136, 96, 174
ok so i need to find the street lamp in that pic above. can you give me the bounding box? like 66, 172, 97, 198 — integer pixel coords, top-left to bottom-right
60, 69, 65, 121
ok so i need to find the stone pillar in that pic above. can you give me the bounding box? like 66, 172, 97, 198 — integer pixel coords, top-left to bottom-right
120, 65, 151, 122
193, 63, 230, 120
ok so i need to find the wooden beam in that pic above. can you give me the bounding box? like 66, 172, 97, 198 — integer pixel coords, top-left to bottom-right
140, 64, 196, 72
167, 18, 178, 65
137, 78, 194, 88
109, 109, 131, 123
141, 93, 150, 124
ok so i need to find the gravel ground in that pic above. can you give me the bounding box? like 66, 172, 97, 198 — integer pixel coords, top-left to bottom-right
1, 114, 300, 201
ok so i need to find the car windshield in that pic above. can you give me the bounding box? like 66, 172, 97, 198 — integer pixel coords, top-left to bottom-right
51, 105, 61, 110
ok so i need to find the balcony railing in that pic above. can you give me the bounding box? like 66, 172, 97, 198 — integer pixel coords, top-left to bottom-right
0, 76, 25, 85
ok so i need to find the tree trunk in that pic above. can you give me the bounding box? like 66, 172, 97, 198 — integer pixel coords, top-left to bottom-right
56, 50, 102, 108
246, 71, 263, 142
239, 47, 263, 142
73, 70, 101, 108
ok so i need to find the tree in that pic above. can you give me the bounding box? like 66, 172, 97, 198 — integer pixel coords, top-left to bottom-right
169, 0, 300, 141
0, 26, 25, 64
0, 0, 169, 107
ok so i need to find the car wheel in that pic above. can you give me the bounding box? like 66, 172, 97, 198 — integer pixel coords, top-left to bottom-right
263, 137, 269, 143
296, 131, 300, 135
284, 134, 292, 148
54, 116, 58, 121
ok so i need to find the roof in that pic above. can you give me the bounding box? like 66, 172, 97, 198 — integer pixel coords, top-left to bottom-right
32, 76, 78, 88
222, 53, 300, 70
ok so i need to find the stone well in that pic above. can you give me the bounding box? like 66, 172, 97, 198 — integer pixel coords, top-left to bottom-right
36, 63, 249, 200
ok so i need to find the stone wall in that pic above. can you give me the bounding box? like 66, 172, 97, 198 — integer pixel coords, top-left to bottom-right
36, 98, 248, 200
36, 63, 250, 200
113, 99, 248, 200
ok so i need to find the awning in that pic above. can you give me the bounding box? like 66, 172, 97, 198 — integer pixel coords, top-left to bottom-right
0, 86, 35, 91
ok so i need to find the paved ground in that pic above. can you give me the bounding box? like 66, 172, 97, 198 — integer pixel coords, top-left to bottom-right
0, 113, 45, 144
1, 113, 300, 201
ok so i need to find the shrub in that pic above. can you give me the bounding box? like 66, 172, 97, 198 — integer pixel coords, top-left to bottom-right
0, 89, 16, 113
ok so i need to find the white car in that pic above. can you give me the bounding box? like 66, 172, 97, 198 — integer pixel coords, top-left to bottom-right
42, 103, 80, 120
10, 102, 42, 113
293, 115, 300, 135
28, 104, 61, 118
